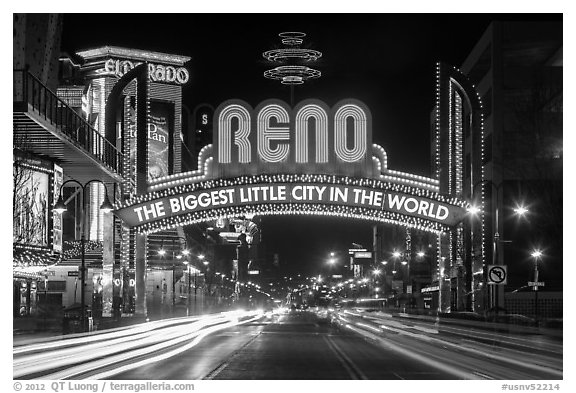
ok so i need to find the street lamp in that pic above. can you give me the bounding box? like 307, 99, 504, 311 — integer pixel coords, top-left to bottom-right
470, 180, 529, 314
391, 250, 402, 276
181, 249, 191, 315
401, 258, 409, 296
54, 179, 113, 332
531, 249, 543, 323
328, 255, 336, 265
189, 254, 206, 315
157, 245, 168, 315
183, 260, 190, 315
327, 250, 338, 265
379, 261, 388, 297
159, 237, 189, 315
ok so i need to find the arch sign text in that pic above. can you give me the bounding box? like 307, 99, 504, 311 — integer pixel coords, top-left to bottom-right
114, 99, 468, 233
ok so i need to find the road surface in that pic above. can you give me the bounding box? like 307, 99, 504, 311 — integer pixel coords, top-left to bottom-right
13, 309, 562, 380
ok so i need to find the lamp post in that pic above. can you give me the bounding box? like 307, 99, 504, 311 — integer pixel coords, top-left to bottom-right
328, 252, 337, 266
411, 251, 425, 308
380, 260, 388, 298
326, 252, 339, 281
401, 257, 410, 308
183, 260, 190, 315
196, 254, 206, 314
390, 251, 402, 306
54, 179, 113, 332
158, 237, 189, 316
172, 254, 175, 310
470, 180, 504, 314
470, 180, 529, 315
372, 268, 381, 298
531, 249, 542, 323
158, 246, 167, 316
181, 249, 190, 316
43, 269, 48, 330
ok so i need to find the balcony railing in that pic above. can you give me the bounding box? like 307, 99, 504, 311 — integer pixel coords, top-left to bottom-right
13, 69, 123, 174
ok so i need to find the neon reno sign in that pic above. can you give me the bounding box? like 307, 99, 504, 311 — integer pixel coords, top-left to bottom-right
214, 99, 371, 177
114, 99, 468, 233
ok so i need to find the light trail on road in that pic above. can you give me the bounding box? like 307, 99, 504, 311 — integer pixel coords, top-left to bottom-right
332, 310, 563, 380
14, 310, 265, 380
13, 309, 563, 380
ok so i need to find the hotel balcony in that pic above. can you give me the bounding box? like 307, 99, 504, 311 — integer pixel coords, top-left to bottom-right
13, 69, 123, 184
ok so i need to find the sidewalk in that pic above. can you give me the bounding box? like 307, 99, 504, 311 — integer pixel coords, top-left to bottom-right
13, 331, 64, 346
13, 316, 64, 346
385, 310, 563, 340
14, 314, 168, 346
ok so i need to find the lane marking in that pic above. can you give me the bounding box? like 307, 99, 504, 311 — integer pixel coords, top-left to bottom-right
324, 335, 368, 380
204, 362, 230, 380
203, 331, 262, 380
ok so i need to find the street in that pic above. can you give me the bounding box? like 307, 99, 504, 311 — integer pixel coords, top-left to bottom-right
13, 309, 562, 380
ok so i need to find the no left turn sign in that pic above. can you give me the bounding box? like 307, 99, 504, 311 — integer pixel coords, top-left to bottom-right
488, 265, 507, 285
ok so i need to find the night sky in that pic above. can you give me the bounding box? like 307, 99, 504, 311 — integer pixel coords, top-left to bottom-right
60, 13, 561, 276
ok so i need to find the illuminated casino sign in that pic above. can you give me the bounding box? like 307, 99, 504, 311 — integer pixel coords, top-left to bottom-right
114, 99, 468, 233
104, 58, 189, 85
214, 99, 371, 177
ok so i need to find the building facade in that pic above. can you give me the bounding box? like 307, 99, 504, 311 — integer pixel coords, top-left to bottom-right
429, 21, 562, 314
13, 14, 123, 320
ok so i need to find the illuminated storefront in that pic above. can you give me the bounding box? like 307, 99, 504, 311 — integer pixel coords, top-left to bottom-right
13, 152, 63, 316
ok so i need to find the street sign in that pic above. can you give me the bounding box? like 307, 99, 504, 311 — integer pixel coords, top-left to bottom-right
248, 270, 260, 275
487, 265, 507, 285
67, 271, 79, 277
354, 251, 372, 259
528, 281, 545, 287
